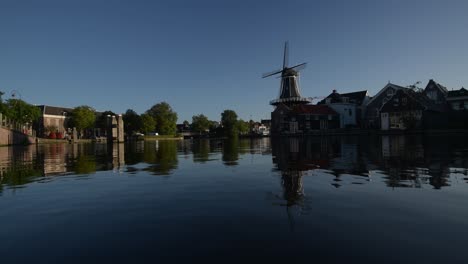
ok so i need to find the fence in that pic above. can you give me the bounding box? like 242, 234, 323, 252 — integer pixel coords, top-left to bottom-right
0, 113, 36, 137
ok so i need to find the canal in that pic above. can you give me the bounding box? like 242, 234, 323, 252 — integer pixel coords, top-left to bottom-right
1, 135, 468, 263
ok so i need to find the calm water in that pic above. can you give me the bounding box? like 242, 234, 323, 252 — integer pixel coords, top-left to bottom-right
1, 135, 468, 263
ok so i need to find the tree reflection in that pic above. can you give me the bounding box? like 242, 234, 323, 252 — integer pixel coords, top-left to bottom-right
0, 163, 43, 193
73, 155, 96, 175
192, 139, 210, 163
222, 137, 239, 166
142, 140, 178, 175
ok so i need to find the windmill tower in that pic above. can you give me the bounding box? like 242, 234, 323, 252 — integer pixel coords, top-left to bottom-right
263, 42, 311, 108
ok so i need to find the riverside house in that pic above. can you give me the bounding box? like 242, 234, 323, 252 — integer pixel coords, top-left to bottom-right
271, 104, 339, 134
36, 105, 72, 138
318, 90, 370, 128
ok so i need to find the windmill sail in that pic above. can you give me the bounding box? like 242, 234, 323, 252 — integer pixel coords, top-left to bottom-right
262, 42, 311, 107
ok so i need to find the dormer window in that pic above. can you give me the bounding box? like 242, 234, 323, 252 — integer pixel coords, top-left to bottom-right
342, 97, 349, 103
326, 98, 332, 104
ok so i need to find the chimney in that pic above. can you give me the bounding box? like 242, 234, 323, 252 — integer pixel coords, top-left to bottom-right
332, 89, 337, 93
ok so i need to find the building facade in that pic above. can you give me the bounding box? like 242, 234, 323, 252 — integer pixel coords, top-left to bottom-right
319, 90, 369, 128
365, 83, 409, 128
36, 105, 73, 138
271, 104, 339, 135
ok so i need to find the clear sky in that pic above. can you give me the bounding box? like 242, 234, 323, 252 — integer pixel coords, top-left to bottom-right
1, 0, 467, 122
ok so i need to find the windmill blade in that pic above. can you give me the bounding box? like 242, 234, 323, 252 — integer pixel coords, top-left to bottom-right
262, 69, 283, 78
289, 62, 307, 72
283, 41, 289, 69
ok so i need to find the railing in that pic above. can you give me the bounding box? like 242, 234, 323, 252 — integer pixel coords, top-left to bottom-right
269, 97, 312, 105
0, 113, 36, 137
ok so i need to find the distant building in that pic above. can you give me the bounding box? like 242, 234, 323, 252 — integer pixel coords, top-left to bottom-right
36, 105, 72, 137
446, 87, 468, 111
271, 104, 339, 134
36, 105, 121, 139
319, 90, 369, 128
423, 79, 448, 105
365, 83, 410, 128
380, 89, 444, 130
261, 119, 271, 128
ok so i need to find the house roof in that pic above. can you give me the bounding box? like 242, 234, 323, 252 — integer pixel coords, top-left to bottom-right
447, 87, 468, 98
367, 83, 409, 106
319, 90, 368, 105
37, 105, 73, 116
293, 104, 338, 115
426, 79, 448, 93
380, 89, 443, 113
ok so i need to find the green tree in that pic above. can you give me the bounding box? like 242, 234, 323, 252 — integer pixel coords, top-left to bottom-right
237, 119, 250, 135
192, 114, 210, 134
123, 109, 143, 135
146, 102, 178, 135
221, 109, 238, 137
4, 99, 41, 124
69, 106, 96, 131
140, 114, 156, 134
96, 110, 116, 131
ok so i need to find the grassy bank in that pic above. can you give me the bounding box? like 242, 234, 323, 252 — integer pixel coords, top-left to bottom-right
143, 135, 183, 141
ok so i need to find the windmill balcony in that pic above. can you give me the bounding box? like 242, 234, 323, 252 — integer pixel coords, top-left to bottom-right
270, 97, 312, 105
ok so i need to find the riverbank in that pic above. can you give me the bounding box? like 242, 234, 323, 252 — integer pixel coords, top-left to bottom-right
143, 135, 183, 141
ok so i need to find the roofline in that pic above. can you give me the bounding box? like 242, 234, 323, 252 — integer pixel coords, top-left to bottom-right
426, 79, 448, 94
367, 83, 408, 106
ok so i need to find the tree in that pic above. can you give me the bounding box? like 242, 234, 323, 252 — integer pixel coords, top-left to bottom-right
191, 114, 210, 134
237, 119, 250, 135
69, 106, 96, 131
123, 109, 143, 135
4, 99, 41, 124
221, 109, 238, 136
96, 110, 116, 131
140, 114, 156, 134
146, 102, 178, 135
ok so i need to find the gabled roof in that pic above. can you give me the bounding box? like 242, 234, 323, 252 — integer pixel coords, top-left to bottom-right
293, 104, 338, 115
447, 87, 468, 98
380, 89, 443, 113
425, 79, 448, 94
367, 83, 409, 106
319, 90, 368, 105
37, 105, 73, 116
341, 90, 368, 104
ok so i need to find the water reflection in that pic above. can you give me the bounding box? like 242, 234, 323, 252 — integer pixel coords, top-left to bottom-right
0, 135, 468, 193
124, 140, 179, 175
271, 135, 468, 190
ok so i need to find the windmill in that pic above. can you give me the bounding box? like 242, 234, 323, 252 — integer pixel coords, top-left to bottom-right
263, 42, 311, 107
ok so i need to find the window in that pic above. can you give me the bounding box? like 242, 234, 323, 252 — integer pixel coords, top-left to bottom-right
402, 98, 407, 106
349, 109, 352, 116
387, 89, 394, 97
342, 97, 349, 103
326, 98, 332, 104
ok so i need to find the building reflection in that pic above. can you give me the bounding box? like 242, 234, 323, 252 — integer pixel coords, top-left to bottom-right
271, 134, 468, 191
1, 135, 468, 193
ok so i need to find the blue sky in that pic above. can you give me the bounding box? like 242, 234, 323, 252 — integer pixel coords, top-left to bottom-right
1, 0, 467, 122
